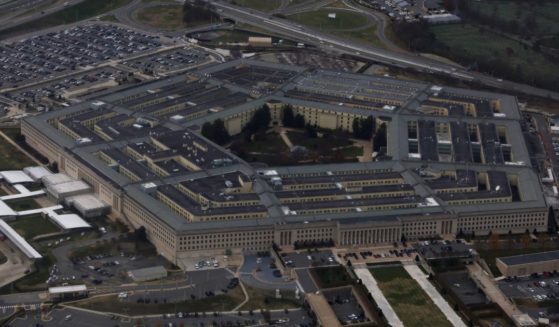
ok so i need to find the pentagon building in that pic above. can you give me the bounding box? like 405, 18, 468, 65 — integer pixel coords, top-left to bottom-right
21, 59, 549, 267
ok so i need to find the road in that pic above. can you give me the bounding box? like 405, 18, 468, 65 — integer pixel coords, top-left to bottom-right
211, 0, 559, 101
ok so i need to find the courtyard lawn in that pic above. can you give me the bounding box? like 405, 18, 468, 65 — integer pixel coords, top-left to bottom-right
7, 215, 59, 239
370, 266, 452, 327
5, 198, 41, 211
241, 285, 301, 311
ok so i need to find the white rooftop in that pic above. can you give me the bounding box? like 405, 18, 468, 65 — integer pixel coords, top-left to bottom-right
0, 219, 42, 259
49, 284, 87, 294
47, 181, 91, 196
24, 166, 52, 181
42, 173, 73, 187
0, 171, 34, 184
0, 200, 16, 217
48, 213, 91, 230
65, 194, 109, 211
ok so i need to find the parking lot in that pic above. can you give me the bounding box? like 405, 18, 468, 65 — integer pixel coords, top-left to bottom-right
322, 287, 366, 325
498, 273, 559, 302
122, 47, 210, 76
239, 254, 298, 290
3, 66, 130, 109
47, 248, 170, 287
0, 24, 162, 88
7, 306, 312, 327
336, 246, 417, 264
120, 269, 236, 305
258, 51, 364, 72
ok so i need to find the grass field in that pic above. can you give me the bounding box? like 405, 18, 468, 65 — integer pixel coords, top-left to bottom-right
0, 134, 36, 170
7, 215, 59, 239
370, 266, 452, 327
0, 127, 21, 142
135, 5, 184, 29
73, 286, 246, 315
429, 24, 559, 83
288, 9, 369, 31
467, 0, 559, 36
232, 0, 282, 12
310, 265, 353, 289
241, 285, 301, 311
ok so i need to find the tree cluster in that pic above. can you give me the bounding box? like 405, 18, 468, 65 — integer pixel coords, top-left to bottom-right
243, 105, 272, 136
182, 0, 219, 25
352, 116, 375, 140
282, 105, 305, 128
373, 123, 387, 152
201, 119, 230, 145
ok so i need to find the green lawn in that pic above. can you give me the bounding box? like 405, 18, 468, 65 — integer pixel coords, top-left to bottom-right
0, 135, 36, 170
429, 24, 559, 85
334, 25, 384, 48
370, 266, 452, 327
310, 265, 353, 289
72, 286, 246, 315
7, 215, 59, 239
288, 9, 369, 31
136, 5, 184, 29
5, 198, 41, 211
0, 0, 133, 39
241, 285, 301, 311
0, 128, 22, 142
232, 0, 282, 12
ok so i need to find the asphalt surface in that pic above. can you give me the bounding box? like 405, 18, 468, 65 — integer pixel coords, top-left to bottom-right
7, 306, 312, 326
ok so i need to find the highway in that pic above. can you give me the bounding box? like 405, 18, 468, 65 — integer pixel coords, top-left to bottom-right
0, 0, 87, 31
212, 0, 559, 101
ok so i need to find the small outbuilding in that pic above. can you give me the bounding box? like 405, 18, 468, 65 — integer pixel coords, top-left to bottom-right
248, 37, 272, 47
48, 285, 88, 302
497, 250, 559, 277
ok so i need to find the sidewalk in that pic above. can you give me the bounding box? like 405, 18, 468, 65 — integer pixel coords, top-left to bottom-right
404, 265, 467, 327
354, 266, 403, 327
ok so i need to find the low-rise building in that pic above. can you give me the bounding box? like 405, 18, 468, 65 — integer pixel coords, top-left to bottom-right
496, 250, 559, 277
